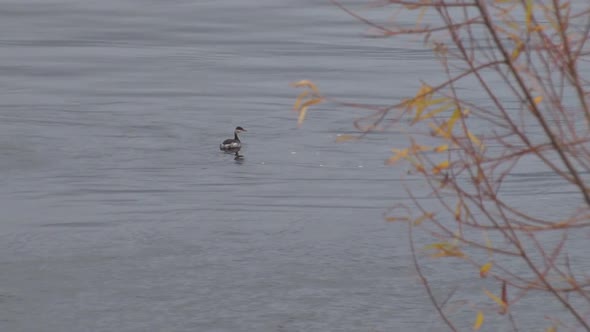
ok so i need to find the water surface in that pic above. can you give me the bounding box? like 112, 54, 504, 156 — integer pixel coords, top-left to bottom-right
0, 1, 585, 331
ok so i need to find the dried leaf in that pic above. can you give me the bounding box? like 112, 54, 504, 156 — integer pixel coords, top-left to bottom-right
511, 42, 524, 61
416, 7, 427, 25
385, 216, 409, 222
387, 148, 409, 165
484, 289, 507, 313
480, 262, 493, 278
290, 80, 319, 94
414, 163, 426, 174
413, 212, 434, 226
425, 241, 465, 258
432, 160, 450, 174
297, 98, 323, 126
429, 123, 451, 139
533, 95, 543, 105
293, 90, 311, 111
473, 311, 484, 331
298, 106, 308, 126
546, 326, 556, 332
335, 134, 357, 142
415, 102, 454, 122
454, 201, 462, 221
501, 281, 507, 313
467, 131, 484, 149
446, 109, 461, 135
525, 0, 533, 30
410, 144, 431, 154
413, 84, 433, 121
434, 145, 449, 153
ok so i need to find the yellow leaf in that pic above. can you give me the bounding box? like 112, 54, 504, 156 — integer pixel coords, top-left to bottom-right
480, 262, 493, 278
467, 131, 484, 149
432, 160, 450, 174
430, 248, 465, 258
416, 7, 427, 25
474, 168, 485, 184
483, 231, 494, 257
335, 134, 357, 142
410, 144, 431, 154
404, 3, 420, 9
525, 0, 533, 30
385, 216, 409, 222
414, 163, 426, 174
533, 95, 543, 105
543, 9, 559, 31
546, 326, 556, 332
473, 311, 484, 331
413, 212, 434, 226
511, 42, 524, 61
299, 98, 323, 110
446, 109, 461, 134
298, 106, 308, 126
505, 20, 520, 31
387, 148, 409, 165
290, 80, 319, 94
424, 242, 451, 250
425, 241, 465, 258
484, 289, 507, 312
415, 102, 454, 122
297, 98, 323, 126
433, 144, 449, 153
429, 123, 451, 139
293, 90, 311, 111
413, 85, 431, 121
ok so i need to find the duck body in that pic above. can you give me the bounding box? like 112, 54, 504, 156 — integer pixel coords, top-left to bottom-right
220, 126, 246, 153
219, 135, 241, 152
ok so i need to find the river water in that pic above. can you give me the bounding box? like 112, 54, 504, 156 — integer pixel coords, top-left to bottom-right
0, 1, 586, 331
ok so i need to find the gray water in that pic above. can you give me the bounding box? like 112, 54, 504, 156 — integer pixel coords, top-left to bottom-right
0, 1, 586, 331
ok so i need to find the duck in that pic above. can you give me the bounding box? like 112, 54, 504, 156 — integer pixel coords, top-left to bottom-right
220, 126, 247, 153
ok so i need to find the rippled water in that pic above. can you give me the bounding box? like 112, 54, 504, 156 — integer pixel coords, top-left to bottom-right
0, 1, 586, 331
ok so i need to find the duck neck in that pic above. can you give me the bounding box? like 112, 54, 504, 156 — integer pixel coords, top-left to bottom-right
234, 131, 240, 141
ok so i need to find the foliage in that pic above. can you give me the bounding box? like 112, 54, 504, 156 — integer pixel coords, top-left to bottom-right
292, 0, 590, 330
